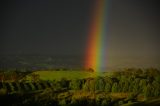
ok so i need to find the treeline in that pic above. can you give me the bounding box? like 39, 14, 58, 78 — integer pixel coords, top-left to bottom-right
1, 68, 160, 97
0, 81, 52, 93
78, 68, 160, 98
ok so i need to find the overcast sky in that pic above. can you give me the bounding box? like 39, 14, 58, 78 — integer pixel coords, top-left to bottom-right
1, 0, 160, 68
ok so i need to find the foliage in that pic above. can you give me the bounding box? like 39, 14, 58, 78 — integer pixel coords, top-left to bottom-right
112, 82, 119, 92
0, 88, 7, 95
0, 68, 160, 105
69, 79, 83, 90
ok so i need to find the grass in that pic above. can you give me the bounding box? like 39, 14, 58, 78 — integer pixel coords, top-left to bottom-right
26, 70, 105, 81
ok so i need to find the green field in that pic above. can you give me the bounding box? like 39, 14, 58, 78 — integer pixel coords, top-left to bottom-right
26, 70, 105, 81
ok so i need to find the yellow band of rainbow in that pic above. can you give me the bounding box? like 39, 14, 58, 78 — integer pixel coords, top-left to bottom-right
85, 0, 109, 73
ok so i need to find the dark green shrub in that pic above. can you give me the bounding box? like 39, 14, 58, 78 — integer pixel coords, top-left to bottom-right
95, 77, 105, 91
112, 82, 118, 92
69, 79, 82, 90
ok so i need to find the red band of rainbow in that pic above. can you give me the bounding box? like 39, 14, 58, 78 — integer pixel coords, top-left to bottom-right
85, 0, 109, 73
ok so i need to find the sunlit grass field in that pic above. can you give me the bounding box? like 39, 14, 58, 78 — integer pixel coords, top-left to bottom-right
26, 70, 108, 81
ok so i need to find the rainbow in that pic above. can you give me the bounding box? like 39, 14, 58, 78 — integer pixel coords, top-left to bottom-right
85, 0, 109, 73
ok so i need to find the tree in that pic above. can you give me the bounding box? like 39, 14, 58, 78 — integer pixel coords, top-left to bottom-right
0, 88, 7, 96
104, 77, 113, 92
28, 82, 36, 91
105, 82, 112, 92
8, 82, 14, 92
139, 79, 147, 93
112, 82, 118, 92
0, 72, 5, 82
152, 81, 160, 96
88, 68, 95, 72
133, 78, 140, 93
70, 79, 82, 90
155, 76, 160, 83
10, 71, 18, 81
95, 77, 105, 91
59, 78, 70, 89
123, 81, 129, 92
144, 84, 153, 98
31, 74, 40, 82
83, 78, 94, 91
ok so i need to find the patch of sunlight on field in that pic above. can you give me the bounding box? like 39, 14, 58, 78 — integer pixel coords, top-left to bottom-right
28, 71, 99, 80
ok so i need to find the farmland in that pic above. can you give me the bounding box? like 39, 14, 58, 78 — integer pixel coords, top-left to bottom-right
0, 68, 160, 105
26, 70, 97, 81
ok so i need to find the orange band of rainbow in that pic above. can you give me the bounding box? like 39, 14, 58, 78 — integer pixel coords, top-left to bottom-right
85, 0, 109, 73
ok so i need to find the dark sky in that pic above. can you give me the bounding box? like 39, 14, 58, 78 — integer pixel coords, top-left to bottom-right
1, 0, 93, 55
1, 0, 160, 68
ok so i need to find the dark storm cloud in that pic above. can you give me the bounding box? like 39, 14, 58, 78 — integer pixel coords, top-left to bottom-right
1, 0, 92, 55
0, 0, 160, 68
108, 0, 160, 55
107, 0, 160, 68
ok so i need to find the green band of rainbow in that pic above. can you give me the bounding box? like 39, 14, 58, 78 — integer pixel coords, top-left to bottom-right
85, 0, 109, 73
